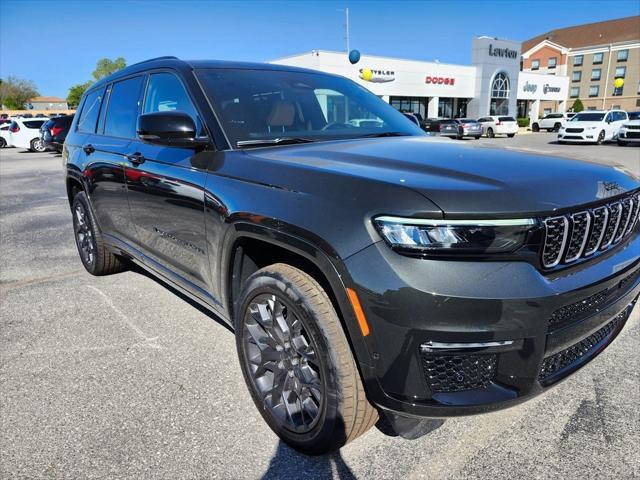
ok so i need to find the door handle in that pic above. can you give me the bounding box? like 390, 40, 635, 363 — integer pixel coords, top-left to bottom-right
125, 152, 145, 165
82, 144, 95, 154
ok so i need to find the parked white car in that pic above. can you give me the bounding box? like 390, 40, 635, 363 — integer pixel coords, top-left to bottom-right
7, 118, 47, 151
617, 118, 640, 146
477, 116, 518, 138
531, 112, 575, 132
558, 110, 628, 144
0, 124, 13, 148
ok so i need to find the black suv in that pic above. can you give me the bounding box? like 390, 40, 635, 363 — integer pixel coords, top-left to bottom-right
64, 57, 640, 454
41, 114, 74, 152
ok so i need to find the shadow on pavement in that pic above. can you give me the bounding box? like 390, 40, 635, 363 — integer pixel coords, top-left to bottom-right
261, 441, 356, 480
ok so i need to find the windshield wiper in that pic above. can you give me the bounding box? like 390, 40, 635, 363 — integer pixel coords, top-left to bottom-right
359, 131, 412, 138
236, 137, 316, 148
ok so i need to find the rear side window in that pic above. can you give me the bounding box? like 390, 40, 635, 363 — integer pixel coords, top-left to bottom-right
103, 76, 144, 138
23, 120, 45, 129
499, 117, 515, 122
143, 72, 200, 128
77, 88, 105, 133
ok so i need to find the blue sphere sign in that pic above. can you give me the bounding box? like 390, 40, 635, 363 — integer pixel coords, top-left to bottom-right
348, 50, 361, 65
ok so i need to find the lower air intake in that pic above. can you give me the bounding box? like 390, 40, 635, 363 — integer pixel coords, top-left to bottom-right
421, 353, 497, 393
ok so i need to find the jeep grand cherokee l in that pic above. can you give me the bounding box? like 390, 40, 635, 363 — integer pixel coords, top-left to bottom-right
64, 57, 640, 455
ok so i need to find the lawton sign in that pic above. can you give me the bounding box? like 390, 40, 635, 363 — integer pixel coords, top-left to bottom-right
488, 44, 518, 60
425, 76, 456, 85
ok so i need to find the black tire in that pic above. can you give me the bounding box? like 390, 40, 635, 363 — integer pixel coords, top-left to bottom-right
596, 130, 605, 145
0, 137, 5, 148
235, 263, 377, 455
71, 191, 126, 276
486, 128, 495, 138
546, 128, 553, 132
553, 123, 561, 132
507, 133, 515, 138
532, 123, 539, 132
474, 136, 480, 140
30, 138, 46, 152
617, 139, 627, 146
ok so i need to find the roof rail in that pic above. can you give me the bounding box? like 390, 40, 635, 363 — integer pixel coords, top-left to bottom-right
126, 56, 179, 68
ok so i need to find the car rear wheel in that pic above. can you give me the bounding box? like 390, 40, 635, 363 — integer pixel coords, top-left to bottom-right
531, 123, 539, 132
507, 133, 515, 138
30, 138, 46, 152
235, 263, 377, 455
474, 136, 480, 140
596, 130, 605, 145
553, 123, 561, 132
0, 137, 5, 148
71, 191, 127, 276
486, 128, 495, 138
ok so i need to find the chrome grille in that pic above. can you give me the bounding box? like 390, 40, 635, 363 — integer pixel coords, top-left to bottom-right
541, 192, 639, 268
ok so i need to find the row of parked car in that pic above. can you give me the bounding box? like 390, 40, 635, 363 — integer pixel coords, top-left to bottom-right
403, 113, 519, 139
0, 114, 74, 152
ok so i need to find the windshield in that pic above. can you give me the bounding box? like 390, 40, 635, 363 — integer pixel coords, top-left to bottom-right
571, 113, 605, 122
196, 68, 424, 147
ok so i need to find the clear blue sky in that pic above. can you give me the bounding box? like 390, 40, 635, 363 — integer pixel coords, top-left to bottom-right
1, 0, 639, 98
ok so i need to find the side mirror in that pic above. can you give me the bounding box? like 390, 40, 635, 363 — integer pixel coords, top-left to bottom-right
137, 111, 209, 149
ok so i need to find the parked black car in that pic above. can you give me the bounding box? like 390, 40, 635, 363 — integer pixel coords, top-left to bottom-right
64, 57, 640, 455
41, 114, 73, 152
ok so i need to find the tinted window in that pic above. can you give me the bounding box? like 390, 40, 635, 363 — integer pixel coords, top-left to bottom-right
23, 120, 45, 129
104, 76, 144, 138
143, 73, 200, 131
498, 117, 515, 122
77, 88, 105, 133
629, 112, 640, 120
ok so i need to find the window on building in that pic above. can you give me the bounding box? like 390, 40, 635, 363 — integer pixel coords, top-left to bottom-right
593, 52, 604, 64
490, 72, 510, 116
573, 55, 583, 66
548, 57, 557, 69
572, 71, 582, 82
531, 59, 540, 70
589, 85, 599, 97
617, 49, 628, 62
570, 87, 580, 98
591, 69, 601, 81
587, 106, 597, 110
615, 66, 626, 78
612, 83, 624, 97
612, 105, 621, 110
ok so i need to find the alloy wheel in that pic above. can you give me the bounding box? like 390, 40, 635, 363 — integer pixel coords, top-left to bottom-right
597, 130, 605, 144
242, 293, 323, 433
74, 203, 96, 267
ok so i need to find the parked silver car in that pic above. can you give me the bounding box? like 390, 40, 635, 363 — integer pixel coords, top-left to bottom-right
439, 118, 483, 139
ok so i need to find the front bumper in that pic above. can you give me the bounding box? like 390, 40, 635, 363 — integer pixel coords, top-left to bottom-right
619, 130, 640, 143
558, 130, 600, 142
345, 229, 640, 417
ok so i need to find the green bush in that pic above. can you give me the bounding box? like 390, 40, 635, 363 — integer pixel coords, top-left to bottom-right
571, 99, 584, 113
517, 117, 530, 128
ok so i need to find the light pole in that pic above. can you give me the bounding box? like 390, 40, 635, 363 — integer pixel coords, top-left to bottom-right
338, 8, 350, 53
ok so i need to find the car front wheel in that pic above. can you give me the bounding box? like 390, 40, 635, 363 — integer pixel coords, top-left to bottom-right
30, 138, 46, 152
0, 137, 5, 148
596, 130, 606, 145
486, 128, 495, 138
235, 263, 378, 454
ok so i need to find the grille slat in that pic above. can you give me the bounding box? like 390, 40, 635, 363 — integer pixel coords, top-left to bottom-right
541, 192, 639, 269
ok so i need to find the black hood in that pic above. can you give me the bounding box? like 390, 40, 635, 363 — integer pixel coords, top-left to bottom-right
253, 137, 640, 217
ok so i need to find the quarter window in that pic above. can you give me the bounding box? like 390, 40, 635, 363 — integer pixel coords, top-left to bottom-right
591, 69, 601, 81
617, 49, 628, 62
103, 76, 145, 138
77, 88, 105, 133
593, 52, 604, 64
531, 59, 540, 70
143, 72, 201, 132
589, 85, 599, 97
572, 71, 581, 82
573, 55, 583, 66
548, 57, 557, 69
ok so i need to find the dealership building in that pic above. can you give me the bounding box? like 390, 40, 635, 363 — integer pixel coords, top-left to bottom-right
271, 36, 569, 120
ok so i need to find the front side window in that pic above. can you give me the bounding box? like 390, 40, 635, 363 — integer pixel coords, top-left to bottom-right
195, 68, 422, 148
103, 76, 144, 138
572, 71, 581, 82
617, 49, 628, 61
570, 87, 580, 98
531, 59, 540, 70
143, 72, 201, 132
573, 55, 583, 66
591, 69, 601, 81
589, 85, 599, 97
77, 88, 105, 133
593, 52, 604, 64
548, 57, 557, 69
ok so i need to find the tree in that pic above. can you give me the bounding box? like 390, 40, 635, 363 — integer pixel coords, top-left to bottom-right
92, 57, 126, 81
67, 81, 94, 108
0, 76, 39, 109
570, 98, 584, 113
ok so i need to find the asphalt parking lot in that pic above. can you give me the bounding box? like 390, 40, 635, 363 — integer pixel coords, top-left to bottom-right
1, 134, 639, 480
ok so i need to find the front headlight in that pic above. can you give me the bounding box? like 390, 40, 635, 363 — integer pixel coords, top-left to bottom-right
587, 126, 598, 130
373, 216, 537, 254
